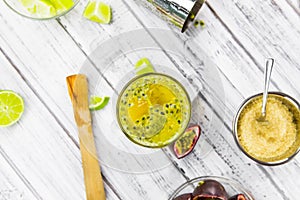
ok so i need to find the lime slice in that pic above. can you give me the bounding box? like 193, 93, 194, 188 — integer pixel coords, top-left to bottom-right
143, 105, 166, 138
19, 0, 56, 18
19, 0, 36, 12
83, 0, 111, 24
50, 0, 74, 13
0, 91, 24, 127
135, 58, 155, 75
89, 96, 110, 110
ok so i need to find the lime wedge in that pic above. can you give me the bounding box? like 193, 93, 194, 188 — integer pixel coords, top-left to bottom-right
19, 0, 56, 18
83, 0, 111, 24
0, 91, 24, 127
89, 96, 110, 111
135, 58, 155, 75
143, 105, 166, 138
50, 0, 74, 13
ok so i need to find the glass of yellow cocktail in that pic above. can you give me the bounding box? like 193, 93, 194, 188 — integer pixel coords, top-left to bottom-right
117, 73, 191, 148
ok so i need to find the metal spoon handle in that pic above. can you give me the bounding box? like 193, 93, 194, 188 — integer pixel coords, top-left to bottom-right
261, 58, 274, 117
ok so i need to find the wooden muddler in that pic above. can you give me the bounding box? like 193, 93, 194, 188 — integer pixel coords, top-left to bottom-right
66, 74, 106, 200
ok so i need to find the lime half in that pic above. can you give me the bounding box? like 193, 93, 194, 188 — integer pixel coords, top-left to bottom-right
135, 58, 155, 75
0, 91, 25, 127
83, 0, 111, 24
19, 0, 57, 18
89, 96, 110, 111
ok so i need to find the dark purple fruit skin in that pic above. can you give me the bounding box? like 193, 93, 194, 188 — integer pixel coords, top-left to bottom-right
228, 194, 247, 200
174, 193, 193, 200
174, 125, 201, 159
192, 180, 228, 200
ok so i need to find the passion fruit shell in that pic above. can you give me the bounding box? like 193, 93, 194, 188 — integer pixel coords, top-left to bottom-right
173, 125, 201, 159
173, 193, 193, 200
228, 194, 247, 200
192, 180, 228, 200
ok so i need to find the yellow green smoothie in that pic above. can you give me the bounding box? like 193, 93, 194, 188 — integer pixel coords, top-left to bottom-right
117, 73, 191, 148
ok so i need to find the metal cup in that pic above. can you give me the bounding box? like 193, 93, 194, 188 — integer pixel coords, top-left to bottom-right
137, 0, 206, 32
233, 92, 300, 165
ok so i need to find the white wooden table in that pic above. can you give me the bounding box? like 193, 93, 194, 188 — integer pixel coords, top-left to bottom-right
1, 0, 300, 199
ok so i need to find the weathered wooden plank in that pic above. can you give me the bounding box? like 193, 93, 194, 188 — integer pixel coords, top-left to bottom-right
0, 43, 119, 200
0, 148, 38, 200
204, 0, 300, 179
287, 0, 300, 11
119, 1, 300, 199
206, 0, 300, 99
63, 1, 300, 200
0, 1, 188, 199
46, 0, 300, 198
1, 0, 300, 199
57, 0, 142, 53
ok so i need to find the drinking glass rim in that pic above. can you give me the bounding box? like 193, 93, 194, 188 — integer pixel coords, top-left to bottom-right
232, 91, 300, 166
169, 175, 255, 200
116, 72, 192, 148
3, 0, 80, 20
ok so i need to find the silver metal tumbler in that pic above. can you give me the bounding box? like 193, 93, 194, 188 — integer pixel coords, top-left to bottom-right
136, 0, 205, 33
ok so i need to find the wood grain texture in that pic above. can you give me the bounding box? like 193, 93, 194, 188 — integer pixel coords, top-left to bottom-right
0, 1, 188, 199
0, 0, 300, 199
116, 1, 300, 199
0, 147, 38, 200
0, 1, 186, 199
286, 0, 300, 13
67, 74, 106, 200
0, 34, 119, 200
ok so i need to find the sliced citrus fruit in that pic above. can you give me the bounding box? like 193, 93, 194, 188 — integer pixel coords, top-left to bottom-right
20, 0, 57, 17
147, 84, 176, 105
89, 96, 110, 111
128, 99, 149, 122
174, 125, 201, 159
0, 90, 25, 127
143, 105, 166, 138
83, 0, 111, 24
50, 0, 74, 13
135, 58, 155, 75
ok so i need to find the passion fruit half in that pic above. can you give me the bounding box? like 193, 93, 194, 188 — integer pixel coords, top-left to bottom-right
173, 125, 201, 159
192, 180, 228, 200
228, 194, 247, 200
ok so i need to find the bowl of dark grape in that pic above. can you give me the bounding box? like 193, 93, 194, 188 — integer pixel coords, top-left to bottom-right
169, 176, 254, 200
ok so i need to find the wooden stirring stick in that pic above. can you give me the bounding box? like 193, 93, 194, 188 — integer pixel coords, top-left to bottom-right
66, 74, 106, 200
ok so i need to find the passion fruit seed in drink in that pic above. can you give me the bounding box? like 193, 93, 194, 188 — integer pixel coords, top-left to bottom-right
128, 99, 149, 122
126, 99, 183, 145
130, 105, 167, 138
147, 84, 176, 105
118, 74, 191, 147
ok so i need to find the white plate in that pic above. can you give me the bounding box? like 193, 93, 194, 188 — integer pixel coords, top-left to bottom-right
79, 28, 225, 173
